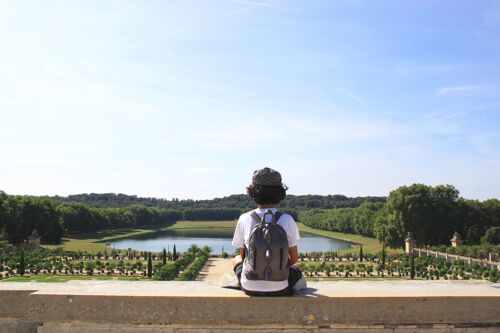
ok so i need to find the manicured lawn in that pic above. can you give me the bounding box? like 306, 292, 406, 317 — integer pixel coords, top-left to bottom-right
1, 275, 144, 282
169, 220, 236, 229
297, 223, 383, 254
43, 221, 237, 253
44, 227, 172, 253
43, 220, 391, 255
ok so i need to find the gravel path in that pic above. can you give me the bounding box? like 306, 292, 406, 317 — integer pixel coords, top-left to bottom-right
196, 257, 235, 284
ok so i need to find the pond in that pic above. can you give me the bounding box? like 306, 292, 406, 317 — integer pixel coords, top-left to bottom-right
107, 228, 354, 254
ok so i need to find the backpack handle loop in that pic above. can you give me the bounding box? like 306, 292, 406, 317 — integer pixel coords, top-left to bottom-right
250, 210, 282, 225
263, 210, 276, 225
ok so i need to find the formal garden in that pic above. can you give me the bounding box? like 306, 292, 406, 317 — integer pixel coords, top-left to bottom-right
297, 252, 498, 282
0, 244, 210, 282
1, 185, 499, 285
1, 243, 498, 282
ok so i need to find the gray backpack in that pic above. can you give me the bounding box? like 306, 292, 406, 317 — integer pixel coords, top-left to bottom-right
244, 210, 289, 281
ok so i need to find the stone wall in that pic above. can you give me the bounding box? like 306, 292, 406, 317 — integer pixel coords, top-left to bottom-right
0, 281, 499, 333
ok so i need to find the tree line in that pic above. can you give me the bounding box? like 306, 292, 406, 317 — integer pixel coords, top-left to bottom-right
51, 193, 385, 210
299, 184, 500, 247
0, 191, 245, 245
2, 184, 499, 248
298, 201, 385, 237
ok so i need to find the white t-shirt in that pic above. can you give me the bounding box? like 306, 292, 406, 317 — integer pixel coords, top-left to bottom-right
231, 207, 300, 292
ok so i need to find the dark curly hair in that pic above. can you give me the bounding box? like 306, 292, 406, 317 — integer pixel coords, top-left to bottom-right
246, 184, 288, 205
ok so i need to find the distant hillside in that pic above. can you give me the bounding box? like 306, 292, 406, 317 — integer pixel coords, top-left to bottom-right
51, 193, 386, 210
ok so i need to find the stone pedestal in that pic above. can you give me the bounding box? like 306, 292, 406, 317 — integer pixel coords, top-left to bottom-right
451, 231, 463, 248
405, 232, 415, 255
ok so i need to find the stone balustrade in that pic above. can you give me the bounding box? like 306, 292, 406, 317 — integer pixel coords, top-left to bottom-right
0, 280, 499, 333
414, 248, 500, 269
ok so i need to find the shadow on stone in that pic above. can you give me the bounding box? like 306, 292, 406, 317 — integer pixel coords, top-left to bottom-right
293, 287, 327, 297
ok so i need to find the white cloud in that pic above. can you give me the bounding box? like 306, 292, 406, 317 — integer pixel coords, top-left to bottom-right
188, 166, 225, 173
2, 158, 78, 167
435, 85, 497, 96
336, 89, 367, 105
232, 0, 299, 12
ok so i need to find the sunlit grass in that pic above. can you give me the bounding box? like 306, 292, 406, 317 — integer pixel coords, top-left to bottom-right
44, 227, 171, 253
43, 220, 393, 255
43, 221, 236, 253
1, 275, 143, 282
169, 220, 237, 229
297, 223, 384, 254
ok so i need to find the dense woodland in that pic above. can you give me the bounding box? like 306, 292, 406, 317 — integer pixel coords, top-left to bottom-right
299, 184, 500, 248
51, 193, 385, 210
1, 185, 499, 249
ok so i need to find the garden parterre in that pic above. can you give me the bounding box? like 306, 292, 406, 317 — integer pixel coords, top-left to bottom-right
297, 252, 498, 282
0, 245, 210, 281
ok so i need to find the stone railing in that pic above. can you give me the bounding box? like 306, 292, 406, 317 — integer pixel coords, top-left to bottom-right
414, 247, 500, 269
0, 280, 499, 332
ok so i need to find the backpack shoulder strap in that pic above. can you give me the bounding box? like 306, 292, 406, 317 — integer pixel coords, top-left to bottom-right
273, 211, 283, 224
250, 211, 261, 224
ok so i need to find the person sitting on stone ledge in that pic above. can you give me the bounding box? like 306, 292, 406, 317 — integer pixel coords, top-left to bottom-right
231, 167, 307, 296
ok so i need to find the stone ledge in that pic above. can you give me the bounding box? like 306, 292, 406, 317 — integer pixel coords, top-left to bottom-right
0, 281, 499, 329
1, 280, 498, 297
1, 320, 500, 333
23, 294, 500, 325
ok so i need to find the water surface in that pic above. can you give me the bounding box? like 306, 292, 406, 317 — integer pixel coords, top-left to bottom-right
108, 228, 353, 254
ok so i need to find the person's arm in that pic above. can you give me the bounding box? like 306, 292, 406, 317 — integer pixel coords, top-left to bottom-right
240, 247, 246, 260
286, 215, 301, 267
232, 247, 245, 267
289, 245, 299, 267
231, 217, 245, 267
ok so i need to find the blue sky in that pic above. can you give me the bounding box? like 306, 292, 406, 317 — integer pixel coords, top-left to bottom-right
1, 0, 499, 200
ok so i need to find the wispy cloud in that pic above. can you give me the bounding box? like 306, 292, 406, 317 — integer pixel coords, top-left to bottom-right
395, 64, 459, 76
78, 58, 223, 105
482, 3, 500, 28
2, 158, 78, 167
181, 113, 404, 152
435, 85, 497, 96
124, 0, 297, 51
188, 166, 225, 173
232, 0, 299, 12
336, 89, 367, 105
1, 1, 499, 200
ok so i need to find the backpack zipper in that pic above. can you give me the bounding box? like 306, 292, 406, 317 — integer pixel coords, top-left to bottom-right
279, 248, 283, 270
253, 248, 257, 270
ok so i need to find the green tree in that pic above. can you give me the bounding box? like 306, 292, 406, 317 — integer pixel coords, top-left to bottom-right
125, 205, 157, 227
173, 244, 178, 261
383, 184, 459, 247
10, 197, 63, 244
0, 190, 9, 230
162, 248, 167, 265
359, 245, 363, 262
188, 244, 199, 254
410, 254, 415, 279
381, 244, 386, 269
85, 261, 94, 275
154, 264, 177, 281
147, 252, 153, 278
58, 202, 97, 233
481, 226, 500, 244
19, 250, 26, 276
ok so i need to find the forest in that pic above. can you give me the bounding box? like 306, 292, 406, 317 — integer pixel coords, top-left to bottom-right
299, 184, 500, 248
1, 184, 499, 248
51, 193, 385, 209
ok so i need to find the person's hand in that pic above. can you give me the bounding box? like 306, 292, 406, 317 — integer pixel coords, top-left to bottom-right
232, 255, 243, 267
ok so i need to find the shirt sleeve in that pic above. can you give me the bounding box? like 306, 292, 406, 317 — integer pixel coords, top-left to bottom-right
232, 218, 244, 248
286, 216, 300, 248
